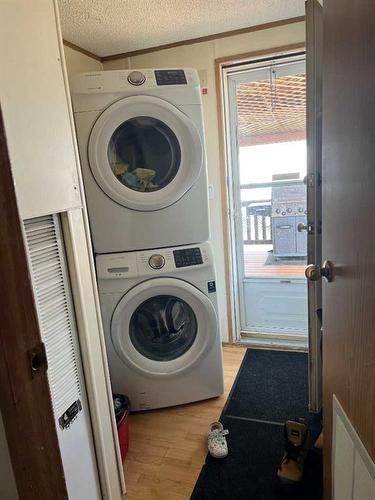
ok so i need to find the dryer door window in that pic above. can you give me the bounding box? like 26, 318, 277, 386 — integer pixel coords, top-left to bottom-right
108, 117, 181, 193
88, 95, 203, 211
111, 278, 218, 377
129, 295, 197, 361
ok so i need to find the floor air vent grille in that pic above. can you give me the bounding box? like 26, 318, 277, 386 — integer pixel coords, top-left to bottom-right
24, 215, 81, 422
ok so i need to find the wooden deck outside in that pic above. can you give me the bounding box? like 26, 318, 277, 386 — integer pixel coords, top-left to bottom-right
243, 246, 306, 278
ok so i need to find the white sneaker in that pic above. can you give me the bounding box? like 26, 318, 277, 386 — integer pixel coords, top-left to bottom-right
208, 422, 229, 458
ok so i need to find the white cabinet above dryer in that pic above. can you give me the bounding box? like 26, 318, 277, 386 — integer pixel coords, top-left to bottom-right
0, 0, 82, 219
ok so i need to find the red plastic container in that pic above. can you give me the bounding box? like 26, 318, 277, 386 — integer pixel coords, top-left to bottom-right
117, 407, 129, 462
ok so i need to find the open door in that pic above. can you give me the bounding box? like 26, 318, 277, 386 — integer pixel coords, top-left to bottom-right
305, 0, 323, 413
309, 1, 375, 498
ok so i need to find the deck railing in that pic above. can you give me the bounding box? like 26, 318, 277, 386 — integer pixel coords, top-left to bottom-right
240, 179, 304, 245
242, 199, 272, 245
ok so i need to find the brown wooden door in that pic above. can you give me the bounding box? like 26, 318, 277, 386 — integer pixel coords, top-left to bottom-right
322, 1, 375, 497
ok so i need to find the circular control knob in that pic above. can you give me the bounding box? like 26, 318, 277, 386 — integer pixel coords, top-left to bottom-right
149, 254, 165, 269
287, 207, 292, 213
298, 207, 304, 213
282, 211, 286, 216
275, 208, 281, 214
127, 71, 146, 86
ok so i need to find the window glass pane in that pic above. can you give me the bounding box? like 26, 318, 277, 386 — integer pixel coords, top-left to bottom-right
129, 295, 197, 361
240, 184, 307, 278
108, 117, 181, 192
237, 70, 306, 185
239, 141, 307, 185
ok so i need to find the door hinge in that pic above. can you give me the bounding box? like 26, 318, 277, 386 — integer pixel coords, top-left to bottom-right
28, 342, 48, 377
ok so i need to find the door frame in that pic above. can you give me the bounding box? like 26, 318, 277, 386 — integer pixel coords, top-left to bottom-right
305, 0, 323, 413
0, 107, 68, 499
215, 43, 306, 344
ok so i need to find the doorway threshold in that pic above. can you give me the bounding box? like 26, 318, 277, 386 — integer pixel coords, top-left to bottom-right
239, 331, 308, 351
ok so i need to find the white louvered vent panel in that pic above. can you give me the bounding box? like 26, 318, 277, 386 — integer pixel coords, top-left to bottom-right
24, 215, 81, 419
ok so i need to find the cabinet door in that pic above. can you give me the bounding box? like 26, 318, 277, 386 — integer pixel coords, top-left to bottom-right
0, 0, 82, 219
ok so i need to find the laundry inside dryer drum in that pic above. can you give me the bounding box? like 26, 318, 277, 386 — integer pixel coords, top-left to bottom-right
108, 117, 181, 193
129, 295, 197, 361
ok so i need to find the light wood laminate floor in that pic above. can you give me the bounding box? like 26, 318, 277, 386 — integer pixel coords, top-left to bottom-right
123, 345, 246, 500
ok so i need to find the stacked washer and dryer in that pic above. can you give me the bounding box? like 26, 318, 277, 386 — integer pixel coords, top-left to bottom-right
71, 68, 224, 410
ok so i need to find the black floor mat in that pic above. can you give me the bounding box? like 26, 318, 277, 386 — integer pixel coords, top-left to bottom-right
191, 417, 322, 500
225, 349, 310, 423
190, 349, 322, 500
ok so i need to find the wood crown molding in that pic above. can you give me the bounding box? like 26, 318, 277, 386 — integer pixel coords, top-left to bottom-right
63, 16, 305, 63
63, 39, 102, 62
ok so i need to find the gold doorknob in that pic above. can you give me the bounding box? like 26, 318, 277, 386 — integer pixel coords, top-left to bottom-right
305, 260, 333, 282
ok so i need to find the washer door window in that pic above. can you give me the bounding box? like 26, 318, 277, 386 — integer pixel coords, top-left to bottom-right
129, 295, 197, 361
111, 278, 218, 377
89, 96, 203, 211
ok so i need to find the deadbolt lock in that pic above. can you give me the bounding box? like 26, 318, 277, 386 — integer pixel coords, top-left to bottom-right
305, 260, 333, 282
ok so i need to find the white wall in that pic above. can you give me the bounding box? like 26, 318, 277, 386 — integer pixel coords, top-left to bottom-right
0, 412, 18, 500
333, 396, 375, 500
102, 21, 305, 341
64, 45, 103, 80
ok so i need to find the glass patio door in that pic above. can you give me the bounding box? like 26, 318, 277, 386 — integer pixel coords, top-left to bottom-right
224, 55, 309, 347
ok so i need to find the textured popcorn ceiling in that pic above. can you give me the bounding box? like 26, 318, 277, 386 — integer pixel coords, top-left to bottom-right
58, 0, 305, 58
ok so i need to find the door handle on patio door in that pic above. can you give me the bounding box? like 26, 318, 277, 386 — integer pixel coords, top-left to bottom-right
298, 222, 314, 234
305, 260, 333, 282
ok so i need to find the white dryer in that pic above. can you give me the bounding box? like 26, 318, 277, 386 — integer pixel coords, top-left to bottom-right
71, 68, 209, 253
96, 242, 224, 411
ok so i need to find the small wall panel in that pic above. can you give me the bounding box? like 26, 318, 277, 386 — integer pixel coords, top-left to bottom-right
333, 396, 375, 500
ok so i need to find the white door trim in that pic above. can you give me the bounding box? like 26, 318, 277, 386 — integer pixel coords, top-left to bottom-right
55, 3, 125, 495
221, 53, 307, 346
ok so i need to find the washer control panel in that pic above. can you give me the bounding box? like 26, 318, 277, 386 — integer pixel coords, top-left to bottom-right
173, 247, 203, 268
148, 254, 165, 269
96, 243, 211, 280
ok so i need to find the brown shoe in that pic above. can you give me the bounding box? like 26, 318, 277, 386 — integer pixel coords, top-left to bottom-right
277, 418, 311, 484
314, 430, 323, 450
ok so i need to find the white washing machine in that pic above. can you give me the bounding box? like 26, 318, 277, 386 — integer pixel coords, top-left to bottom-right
71, 68, 209, 253
96, 242, 224, 411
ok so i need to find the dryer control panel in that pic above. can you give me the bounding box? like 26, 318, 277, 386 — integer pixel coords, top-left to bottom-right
155, 69, 187, 86
173, 247, 203, 267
